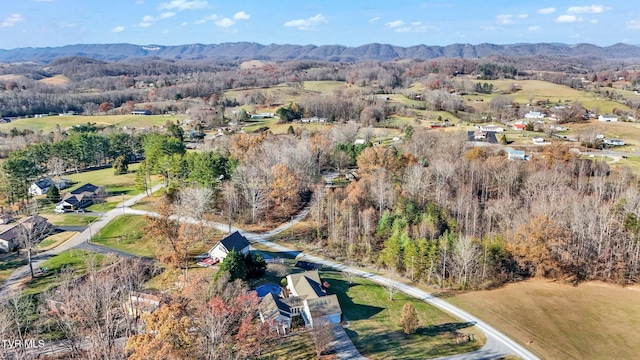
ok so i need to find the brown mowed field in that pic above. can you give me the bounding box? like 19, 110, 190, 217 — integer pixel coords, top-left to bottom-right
448, 279, 640, 359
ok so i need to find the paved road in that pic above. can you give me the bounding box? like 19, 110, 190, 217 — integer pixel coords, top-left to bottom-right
1, 184, 539, 360
0, 184, 165, 299
127, 205, 538, 360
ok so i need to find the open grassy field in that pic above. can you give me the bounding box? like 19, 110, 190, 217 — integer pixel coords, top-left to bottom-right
565, 121, 640, 151
303, 80, 347, 94
0, 114, 181, 133
91, 214, 225, 259
91, 215, 153, 257
322, 270, 483, 359
38, 74, 70, 86
63, 162, 162, 199
464, 79, 631, 114
448, 279, 640, 359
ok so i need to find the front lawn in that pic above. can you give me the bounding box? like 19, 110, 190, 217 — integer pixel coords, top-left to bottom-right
44, 213, 98, 226
38, 231, 77, 251
321, 270, 484, 359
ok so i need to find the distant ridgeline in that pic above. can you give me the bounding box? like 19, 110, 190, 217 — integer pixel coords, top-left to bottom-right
1, 42, 640, 63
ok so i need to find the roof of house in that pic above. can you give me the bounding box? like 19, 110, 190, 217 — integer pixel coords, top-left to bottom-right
219, 231, 250, 252
33, 178, 53, 190
259, 293, 290, 322
0, 215, 51, 242
289, 271, 325, 299
70, 183, 99, 195
306, 294, 342, 318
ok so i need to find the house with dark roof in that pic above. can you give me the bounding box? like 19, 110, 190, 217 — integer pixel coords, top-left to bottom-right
29, 178, 71, 196
131, 109, 152, 115
55, 183, 103, 213
0, 215, 53, 252
208, 231, 251, 262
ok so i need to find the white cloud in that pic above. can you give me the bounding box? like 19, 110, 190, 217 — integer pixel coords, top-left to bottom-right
394, 21, 434, 33
233, 11, 250, 20
567, 5, 604, 14
215, 18, 234, 27
589, 19, 598, 24
385, 20, 405, 28
496, 14, 513, 25
528, 25, 541, 31
518, 14, 528, 18
556, 15, 582, 23
181, 21, 187, 26
369, 16, 380, 22
284, 13, 328, 31
2, 14, 24, 27
111, 26, 125, 33
158, 0, 207, 11
158, 12, 176, 19
628, 20, 640, 30
537, 7, 556, 14
139, 12, 175, 27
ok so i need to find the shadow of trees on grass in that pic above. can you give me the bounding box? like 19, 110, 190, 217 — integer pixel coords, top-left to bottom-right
416, 321, 476, 337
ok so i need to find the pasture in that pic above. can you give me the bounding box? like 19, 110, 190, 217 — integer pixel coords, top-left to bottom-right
0, 114, 181, 133
465, 79, 631, 114
449, 279, 640, 359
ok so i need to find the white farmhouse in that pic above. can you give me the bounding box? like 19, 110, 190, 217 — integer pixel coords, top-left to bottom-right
598, 114, 618, 122
208, 231, 251, 262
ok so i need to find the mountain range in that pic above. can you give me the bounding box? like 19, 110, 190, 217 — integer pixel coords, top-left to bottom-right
1, 42, 640, 63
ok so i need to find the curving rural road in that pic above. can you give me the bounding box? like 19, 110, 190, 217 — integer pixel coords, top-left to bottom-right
1, 183, 539, 360
0, 184, 165, 299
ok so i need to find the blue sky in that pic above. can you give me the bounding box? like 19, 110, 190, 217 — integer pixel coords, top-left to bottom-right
1, 0, 639, 49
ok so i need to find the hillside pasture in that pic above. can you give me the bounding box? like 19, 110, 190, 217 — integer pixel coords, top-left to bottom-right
465, 79, 631, 114
0, 114, 180, 133
565, 121, 640, 151
303, 80, 346, 94
38, 74, 70, 86
449, 279, 640, 360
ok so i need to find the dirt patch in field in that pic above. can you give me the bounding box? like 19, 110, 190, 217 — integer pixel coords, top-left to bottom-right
449, 279, 640, 359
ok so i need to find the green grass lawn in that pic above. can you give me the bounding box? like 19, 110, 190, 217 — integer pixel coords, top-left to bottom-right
44, 213, 98, 226
63, 162, 162, 199
321, 270, 483, 359
0, 114, 181, 133
91, 215, 153, 257
24, 249, 107, 295
0, 253, 28, 284
37, 231, 77, 251
464, 79, 631, 115
262, 332, 318, 360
